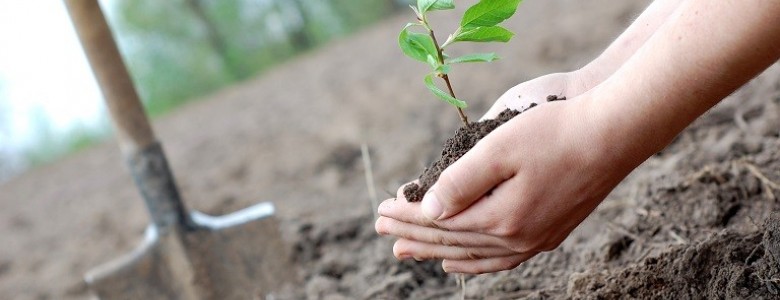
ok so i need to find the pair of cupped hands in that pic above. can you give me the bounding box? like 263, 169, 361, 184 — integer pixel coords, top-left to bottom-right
375, 72, 635, 274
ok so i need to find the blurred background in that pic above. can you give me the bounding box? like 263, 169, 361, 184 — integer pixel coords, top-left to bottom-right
0, 0, 409, 182
0, 1, 652, 298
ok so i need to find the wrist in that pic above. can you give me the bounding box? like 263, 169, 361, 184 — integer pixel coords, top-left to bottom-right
568, 63, 607, 97
577, 58, 613, 89
583, 86, 667, 173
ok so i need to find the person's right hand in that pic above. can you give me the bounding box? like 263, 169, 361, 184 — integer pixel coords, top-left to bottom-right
481, 71, 593, 120
376, 90, 648, 274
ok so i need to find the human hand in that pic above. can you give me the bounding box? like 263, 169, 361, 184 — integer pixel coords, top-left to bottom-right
376, 93, 641, 274
481, 71, 591, 120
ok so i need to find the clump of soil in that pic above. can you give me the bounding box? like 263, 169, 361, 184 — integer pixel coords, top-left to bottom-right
403, 106, 527, 202
404, 95, 566, 202
284, 215, 456, 299
566, 157, 780, 299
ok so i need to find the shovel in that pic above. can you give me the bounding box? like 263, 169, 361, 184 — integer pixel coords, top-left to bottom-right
64, 1, 293, 298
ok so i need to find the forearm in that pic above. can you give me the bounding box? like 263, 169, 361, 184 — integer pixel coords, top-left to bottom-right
593, 0, 780, 166
576, 0, 683, 90
493, 1, 681, 114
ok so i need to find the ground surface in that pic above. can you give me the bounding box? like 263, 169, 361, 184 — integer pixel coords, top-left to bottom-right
2, 1, 779, 299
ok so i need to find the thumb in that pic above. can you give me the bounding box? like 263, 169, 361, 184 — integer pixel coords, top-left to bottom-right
421, 136, 515, 220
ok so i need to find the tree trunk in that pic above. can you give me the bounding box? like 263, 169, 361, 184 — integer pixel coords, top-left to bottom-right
287, 0, 313, 50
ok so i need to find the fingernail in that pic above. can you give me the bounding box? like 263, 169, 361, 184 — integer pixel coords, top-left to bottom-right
442, 263, 457, 273
421, 192, 444, 220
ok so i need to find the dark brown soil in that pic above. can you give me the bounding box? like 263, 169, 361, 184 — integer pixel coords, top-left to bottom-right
403, 108, 524, 202
279, 139, 780, 299
404, 94, 568, 203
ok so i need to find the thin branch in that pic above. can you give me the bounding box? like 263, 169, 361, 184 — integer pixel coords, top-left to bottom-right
737, 160, 780, 200
427, 26, 469, 125
458, 274, 467, 300
361, 143, 379, 221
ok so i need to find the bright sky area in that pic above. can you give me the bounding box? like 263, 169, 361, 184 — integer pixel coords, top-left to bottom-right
0, 0, 114, 155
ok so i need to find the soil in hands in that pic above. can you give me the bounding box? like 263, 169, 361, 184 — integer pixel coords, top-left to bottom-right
403, 108, 520, 202
402, 97, 568, 202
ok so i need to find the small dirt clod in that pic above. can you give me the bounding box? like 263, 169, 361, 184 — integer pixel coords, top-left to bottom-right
403, 101, 546, 202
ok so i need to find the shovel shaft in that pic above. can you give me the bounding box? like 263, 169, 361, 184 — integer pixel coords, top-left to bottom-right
64, 0, 154, 154
65, 0, 191, 230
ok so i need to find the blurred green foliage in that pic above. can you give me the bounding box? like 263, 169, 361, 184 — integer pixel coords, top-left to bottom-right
111, 0, 409, 116
0, 0, 411, 178
22, 117, 106, 167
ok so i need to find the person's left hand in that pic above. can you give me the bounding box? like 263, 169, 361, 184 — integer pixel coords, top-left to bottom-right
480, 72, 585, 120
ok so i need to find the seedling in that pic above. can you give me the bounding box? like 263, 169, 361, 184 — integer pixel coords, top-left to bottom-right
399, 0, 523, 126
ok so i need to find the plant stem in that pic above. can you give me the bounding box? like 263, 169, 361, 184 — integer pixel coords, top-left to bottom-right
443, 75, 469, 125
427, 26, 469, 126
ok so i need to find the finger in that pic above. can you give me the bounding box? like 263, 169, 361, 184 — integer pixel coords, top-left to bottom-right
378, 197, 434, 228
480, 84, 544, 121
442, 252, 539, 274
422, 130, 517, 220
393, 239, 515, 260
378, 197, 493, 233
375, 216, 504, 247
378, 180, 435, 227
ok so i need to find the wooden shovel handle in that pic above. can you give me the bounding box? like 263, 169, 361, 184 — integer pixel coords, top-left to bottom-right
64, 0, 155, 154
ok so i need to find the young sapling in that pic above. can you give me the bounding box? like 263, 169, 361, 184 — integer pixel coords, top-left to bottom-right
396, 1, 528, 291
399, 0, 530, 204
399, 0, 523, 126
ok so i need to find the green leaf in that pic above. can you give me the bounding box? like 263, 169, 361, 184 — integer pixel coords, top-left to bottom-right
447, 53, 499, 64
461, 0, 522, 28
399, 24, 439, 63
424, 74, 467, 108
417, 0, 455, 14
426, 55, 440, 69
453, 26, 514, 43
409, 4, 421, 19
435, 63, 451, 75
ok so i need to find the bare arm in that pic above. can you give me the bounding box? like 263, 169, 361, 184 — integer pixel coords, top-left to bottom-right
593, 0, 780, 168
577, 0, 683, 90
487, 0, 683, 118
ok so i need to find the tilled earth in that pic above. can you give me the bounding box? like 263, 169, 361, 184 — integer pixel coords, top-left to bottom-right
2, 1, 779, 299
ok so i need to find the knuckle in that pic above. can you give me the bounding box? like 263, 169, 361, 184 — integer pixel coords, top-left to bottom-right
433, 234, 456, 247
432, 234, 445, 245
465, 250, 484, 260
486, 158, 507, 179
539, 237, 564, 252
436, 235, 451, 246
492, 223, 519, 238
441, 235, 458, 247
416, 213, 437, 228
508, 241, 534, 254
498, 258, 521, 271
539, 243, 558, 252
